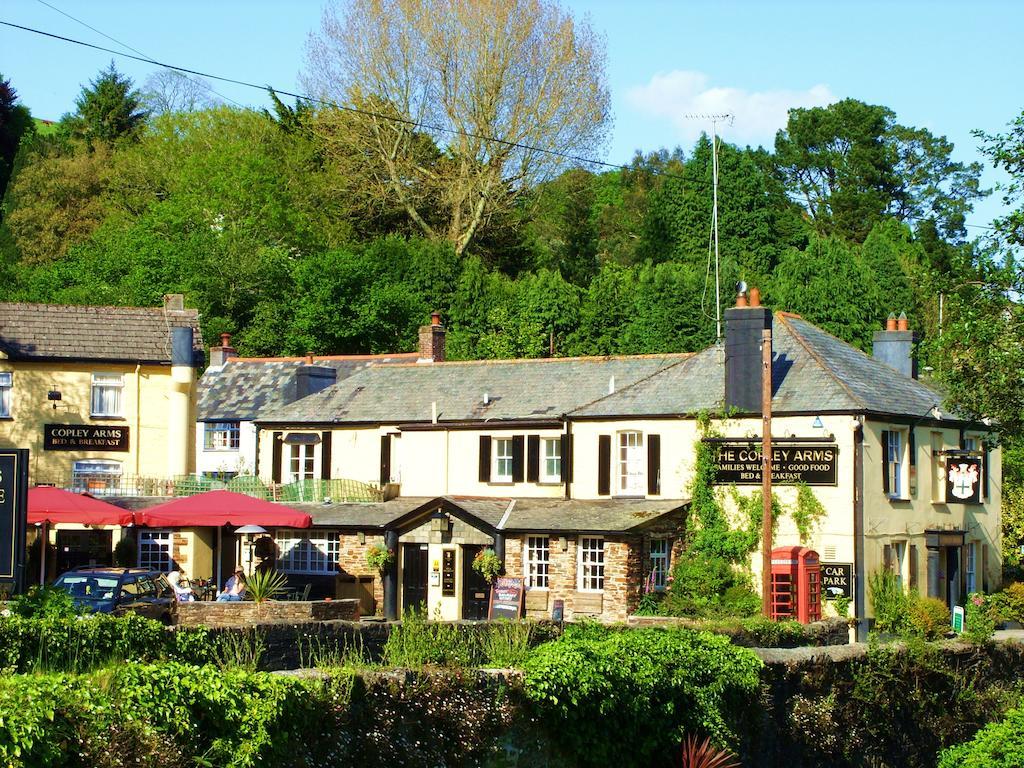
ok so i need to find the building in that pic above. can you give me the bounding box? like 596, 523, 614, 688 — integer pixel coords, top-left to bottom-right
0, 295, 203, 577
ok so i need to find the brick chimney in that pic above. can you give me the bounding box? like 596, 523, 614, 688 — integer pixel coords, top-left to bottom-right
163, 294, 185, 312
209, 332, 238, 368
418, 312, 446, 363
724, 286, 772, 413
873, 312, 918, 379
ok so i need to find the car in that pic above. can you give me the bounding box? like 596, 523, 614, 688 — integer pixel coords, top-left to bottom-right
52, 567, 176, 623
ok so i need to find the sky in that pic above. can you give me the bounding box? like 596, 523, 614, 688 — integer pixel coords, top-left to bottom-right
1, 0, 1021, 231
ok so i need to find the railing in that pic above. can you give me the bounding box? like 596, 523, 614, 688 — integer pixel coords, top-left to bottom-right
36, 474, 385, 503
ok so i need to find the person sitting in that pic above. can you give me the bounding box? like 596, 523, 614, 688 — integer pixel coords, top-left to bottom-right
166, 570, 195, 603
216, 567, 247, 602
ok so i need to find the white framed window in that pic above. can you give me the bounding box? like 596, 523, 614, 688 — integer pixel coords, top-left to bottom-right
289, 444, 315, 483
493, 438, 513, 482
526, 536, 550, 589
541, 438, 562, 483
275, 529, 340, 574
72, 459, 123, 495
963, 436, 979, 452
577, 536, 605, 591
90, 373, 124, 417
204, 421, 240, 450
886, 430, 903, 498
649, 538, 670, 590
618, 431, 644, 495
0, 372, 11, 418
966, 542, 977, 594
138, 530, 173, 572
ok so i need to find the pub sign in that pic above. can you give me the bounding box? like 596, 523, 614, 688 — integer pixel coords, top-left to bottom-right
44, 424, 130, 452
0, 449, 29, 593
489, 576, 524, 620
946, 457, 982, 504
712, 442, 838, 486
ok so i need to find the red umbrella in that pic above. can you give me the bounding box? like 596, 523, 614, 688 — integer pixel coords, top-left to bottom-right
28, 486, 134, 526
137, 490, 311, 528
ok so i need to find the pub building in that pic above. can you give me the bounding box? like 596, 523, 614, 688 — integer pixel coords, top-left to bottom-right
237, 300, 999, 631
0, 296, 203, 578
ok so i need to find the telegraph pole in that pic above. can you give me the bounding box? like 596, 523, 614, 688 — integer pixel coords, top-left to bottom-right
761, 318, 774, 617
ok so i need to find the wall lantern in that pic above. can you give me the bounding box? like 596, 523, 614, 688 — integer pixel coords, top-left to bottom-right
47, 390, 62, 409
429, 509, 451, 532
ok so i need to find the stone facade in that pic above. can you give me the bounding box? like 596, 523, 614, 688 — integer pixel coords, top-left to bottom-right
174, 598, 360, 628
335, 532, 385, 609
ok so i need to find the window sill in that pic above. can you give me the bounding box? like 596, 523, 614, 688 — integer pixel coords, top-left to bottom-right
489, 480, 514, 486
0, 416, 11, 421
90, 415, 127, 421
886, 495, 911, 503
537, 480, 564, 486
576, 589, 605, 594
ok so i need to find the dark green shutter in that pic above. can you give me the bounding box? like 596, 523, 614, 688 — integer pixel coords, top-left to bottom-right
511, 435, 525, 483
321, 431, 332, 480
271, 431, 283, 484
883, 544, 893, 573
380, 434, 392, 486
647, 434, 661, 495
478, 436, 492, 483
560, 434, 573, 483
881, 430, 891, 495
598, 435, 611, 496
909, 545, 918, 590
527, 435, 540, 483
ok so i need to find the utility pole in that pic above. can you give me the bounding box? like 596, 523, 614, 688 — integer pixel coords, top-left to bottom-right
761, 317, 774, 618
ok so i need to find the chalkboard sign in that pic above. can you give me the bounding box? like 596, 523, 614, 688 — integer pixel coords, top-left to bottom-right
551, 598, 565, 622
488, 576, 524, 620
0, 450, 29, 593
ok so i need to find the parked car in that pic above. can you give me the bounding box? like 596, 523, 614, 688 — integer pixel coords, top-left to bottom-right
52, 567, 176, 623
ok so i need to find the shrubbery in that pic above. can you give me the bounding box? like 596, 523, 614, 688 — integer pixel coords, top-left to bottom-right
938, 704, 1024, 768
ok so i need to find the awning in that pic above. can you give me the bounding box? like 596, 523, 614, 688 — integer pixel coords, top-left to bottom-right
27, 486, 134, 526
137, 489, 312, 529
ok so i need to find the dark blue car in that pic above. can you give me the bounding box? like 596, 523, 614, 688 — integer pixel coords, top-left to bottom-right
52, 567, 176, 623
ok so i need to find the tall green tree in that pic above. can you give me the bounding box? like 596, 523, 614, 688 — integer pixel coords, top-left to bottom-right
0, 74, 34, 210
61, 62, 148, 146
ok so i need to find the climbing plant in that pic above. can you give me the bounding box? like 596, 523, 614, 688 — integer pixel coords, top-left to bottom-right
792, 483, 827, 544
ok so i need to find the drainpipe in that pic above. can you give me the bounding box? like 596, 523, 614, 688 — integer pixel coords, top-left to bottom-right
134, 363, 141, 477
493, 532, 506, 570
853, 416, 866, 641
383, 529, 399, 620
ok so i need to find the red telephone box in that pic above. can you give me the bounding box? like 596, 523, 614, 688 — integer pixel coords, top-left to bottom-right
770, 546, 821, 624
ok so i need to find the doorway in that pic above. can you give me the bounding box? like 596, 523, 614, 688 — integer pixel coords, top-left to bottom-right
462, 544, 490, 620
55, 529, 113, 575
401, 544, 429, 616
946, 546, 961, 608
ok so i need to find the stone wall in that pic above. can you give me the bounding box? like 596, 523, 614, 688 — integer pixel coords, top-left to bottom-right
627, 616, 850, 647
174, 599, 360, 628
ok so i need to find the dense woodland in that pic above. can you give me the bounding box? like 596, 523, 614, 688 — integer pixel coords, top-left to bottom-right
0, 62, 1022, 550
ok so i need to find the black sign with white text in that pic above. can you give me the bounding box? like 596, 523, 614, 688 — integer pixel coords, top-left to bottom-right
0, 450, 29, 591
712, 442, 838, 486
44, 424, 130, 452
821, 562, 853, 599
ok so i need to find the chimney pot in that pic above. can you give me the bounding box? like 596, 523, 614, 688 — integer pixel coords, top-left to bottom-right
431, 311, 441, 327
749, 287, 761, 307
897, 312, 909, 332
735, 292, 748, 308
220, 332, 232, 347
418, 314, 446, 363
885, 313, 897, 332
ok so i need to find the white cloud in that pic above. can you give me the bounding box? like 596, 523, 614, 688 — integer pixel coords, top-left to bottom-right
626, 70, 836, 146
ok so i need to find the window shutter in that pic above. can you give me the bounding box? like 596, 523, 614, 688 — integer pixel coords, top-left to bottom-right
321, 431, 332, 480
881, 430, 891, 495
983, 443, 990, 499
511, 435, 525, 482
380, 434, 392, 486
909, 545, 919, 590
647, 434, 661, 495
982, 545, 990, 592
883, 544, 893, 573
909, 430, 916, 467
560, 434, 573, 483
959, 429, 966, 450
478, 436, 492, 483
598, 435, 611, 496
271, 431, 283, 484
527, 435, 540, 483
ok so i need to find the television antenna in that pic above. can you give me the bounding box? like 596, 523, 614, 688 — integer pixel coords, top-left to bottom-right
685, 113, 733, 343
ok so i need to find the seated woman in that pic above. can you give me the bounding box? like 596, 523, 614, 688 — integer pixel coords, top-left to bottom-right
166, 570, 195, 603
216, 567, 247, 602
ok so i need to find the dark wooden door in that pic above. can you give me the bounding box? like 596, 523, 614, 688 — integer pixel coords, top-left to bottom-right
55, 530, 113, 576
462, 545, 490, 620
401, 544, 429, 617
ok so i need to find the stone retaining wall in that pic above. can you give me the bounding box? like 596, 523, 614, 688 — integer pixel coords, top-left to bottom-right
626, 615, 850, 647
174, 599, 360, 628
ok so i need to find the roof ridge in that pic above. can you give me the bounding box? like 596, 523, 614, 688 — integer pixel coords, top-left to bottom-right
775, 313, 868, 409
230, 352, 418, 363
566, 353, 702, 415
0, 301, 197, 315
378, 352, 694, 368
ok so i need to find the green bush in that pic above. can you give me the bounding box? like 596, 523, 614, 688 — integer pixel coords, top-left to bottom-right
963, 593, 996, 643
906, 594, 951, 640
523, 626, 762, 766
938, 704, 1024, 768
868, 569, 910, 634
989, 581, 1024, 625
7, 584, 79, 619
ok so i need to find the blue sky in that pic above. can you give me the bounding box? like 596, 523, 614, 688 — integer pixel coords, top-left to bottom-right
2, 0, 1020, 230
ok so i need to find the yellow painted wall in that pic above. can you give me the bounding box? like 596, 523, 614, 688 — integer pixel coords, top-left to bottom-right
0, 361, 196, 484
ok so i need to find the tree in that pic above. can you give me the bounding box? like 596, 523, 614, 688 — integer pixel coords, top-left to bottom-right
141, 70, 217, 115
302, 0, 611, 256
61, 62, 148, 145
0, 74, 34, 210
977, 109, 1024, 248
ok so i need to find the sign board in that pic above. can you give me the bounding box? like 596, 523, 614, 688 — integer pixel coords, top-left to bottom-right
820, 562, 853, 600
44, 424, 130, 452
712, 442, 838, 486
488, 576, 524, 620
551, 598, 565, 623
952, 605, 965, 634
0, 450, 29, 593
946, 457, 982, 504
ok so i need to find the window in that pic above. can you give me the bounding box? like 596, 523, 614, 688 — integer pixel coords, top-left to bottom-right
577, 536, 605, 591
204, 421, 240, 450
891, 541, 906, 590
526, 536, 550, 589
0, 372, 10, 417
493, 438, 513, 482
885, 430, 903, 498
618, 431, 644, 495
963, 436, 979, 452
90, 373, 124, 417
966, 542, 977, 594
275, 529, 340, 574
541, 438, 561, 483
649, 538, 670, 590
289, 444, 315, 483
71, 460, 122, 495
138, 531, 173, 572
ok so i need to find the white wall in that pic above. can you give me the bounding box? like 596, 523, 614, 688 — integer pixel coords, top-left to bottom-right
195, 421, 257, 477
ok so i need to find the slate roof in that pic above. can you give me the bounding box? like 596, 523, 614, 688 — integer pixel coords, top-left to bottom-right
259, 354, 688, 425
571, 313, 955, 421
0, 302, 202, 364
197, 354, 418, 421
